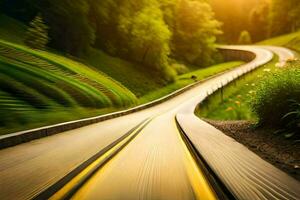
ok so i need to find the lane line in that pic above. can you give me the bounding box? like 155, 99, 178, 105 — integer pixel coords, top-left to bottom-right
175, 117, 235, 200
33, 118, 153, 200
173, 119, 217, 200
70, 114, 218, 200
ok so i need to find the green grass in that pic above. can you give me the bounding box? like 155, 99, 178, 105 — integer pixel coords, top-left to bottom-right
196, 57, 278, 121
139, 61, 245, 103
0, 14, 26, 44
0, 106, 119, 135
0, 39, 138, 134
250, 60, 300, 135
83, 48, 168, 98
258, 31, 300, 52
0, 40, 137, 104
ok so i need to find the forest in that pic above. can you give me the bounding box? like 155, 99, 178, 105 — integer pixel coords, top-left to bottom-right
1, 0, 300, 81
210, 0, 300, 43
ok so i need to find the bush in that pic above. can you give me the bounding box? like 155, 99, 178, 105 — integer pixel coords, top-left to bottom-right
238, 30, 252, 44
280, 100, 300, 138
171, 63, 189, 75
251, 60, 300, 137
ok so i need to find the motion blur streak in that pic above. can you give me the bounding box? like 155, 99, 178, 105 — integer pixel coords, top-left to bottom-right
72, 112, 216, 200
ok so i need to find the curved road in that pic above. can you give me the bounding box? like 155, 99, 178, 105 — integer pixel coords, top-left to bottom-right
176, 46, 300, 200
0, 46, 299, 200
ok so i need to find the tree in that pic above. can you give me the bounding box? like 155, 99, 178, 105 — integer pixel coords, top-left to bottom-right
4, 0, 224, 81
249, 1, 269, 42
115, 0, 176, 81
90, 0, 176, 81
34, 0, 95, 57
238, 30, 252, 44
269, 0, 300, 36
25, 14, 49, 50
172, 0, 221, 66
87, 0, 120, 54
209, 0, 257, 42
129, 5, 175, 81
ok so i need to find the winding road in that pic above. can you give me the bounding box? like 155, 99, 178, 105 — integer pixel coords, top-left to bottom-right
0, 46, 299, 200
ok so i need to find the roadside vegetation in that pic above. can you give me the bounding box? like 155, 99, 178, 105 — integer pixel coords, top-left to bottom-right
0, 39, 137, 135
83, 48, 170, 98
197, 27, 300, 124
140, 61, 244, 103
197, 57, 278, 120
198, 54, 300, 140
202, 58, 300, 180
251, 60, 300, 139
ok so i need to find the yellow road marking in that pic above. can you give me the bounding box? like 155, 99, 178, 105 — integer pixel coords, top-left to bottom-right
50, 118, 151, 200
175, 121, 217, 200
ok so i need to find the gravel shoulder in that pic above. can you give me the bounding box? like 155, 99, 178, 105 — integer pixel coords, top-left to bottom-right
205, 120, 300, 181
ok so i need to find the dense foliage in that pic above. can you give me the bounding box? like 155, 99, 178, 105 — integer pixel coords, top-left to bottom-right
251, 60, 300, 138
0, 0, 221, 81
172, 0, 221, 66
238, 31, 252, 44
209, 0, 267, 43
209, 0, 300, 43
37, 0, 96, 57
269, 0, 300, 36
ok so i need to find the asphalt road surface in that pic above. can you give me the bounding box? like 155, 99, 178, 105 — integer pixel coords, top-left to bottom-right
0, 46, 299, 200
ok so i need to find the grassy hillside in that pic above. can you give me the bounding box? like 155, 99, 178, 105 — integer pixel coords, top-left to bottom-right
0, 14, 26, 44
83, 49, 167, 98
258, 31, 300, 52
0, 14, 169, 98
0, 39, 137, 134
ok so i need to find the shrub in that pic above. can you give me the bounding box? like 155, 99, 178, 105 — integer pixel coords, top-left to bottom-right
251, 60, 300, 138
238, 30, 252, 44
279, 100, 300, 138
171, 63, 189, 75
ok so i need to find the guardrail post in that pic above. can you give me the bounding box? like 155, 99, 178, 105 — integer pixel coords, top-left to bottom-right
220, 83, 224, 102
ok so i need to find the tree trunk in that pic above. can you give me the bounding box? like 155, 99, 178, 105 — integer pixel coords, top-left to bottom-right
141, 45, 151, 64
